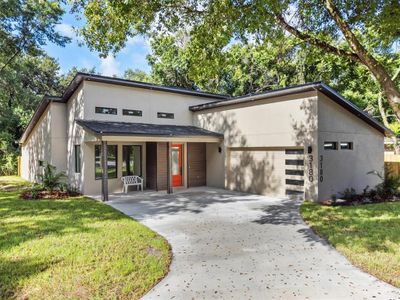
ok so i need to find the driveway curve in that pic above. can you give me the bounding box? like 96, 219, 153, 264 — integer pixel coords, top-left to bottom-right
108, 187, 400, 300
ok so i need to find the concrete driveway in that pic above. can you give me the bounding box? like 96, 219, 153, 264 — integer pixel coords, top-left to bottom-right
108, 187, 400, 300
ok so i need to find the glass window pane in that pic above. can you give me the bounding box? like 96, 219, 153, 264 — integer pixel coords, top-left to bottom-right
75, 145, 81, 173
122, 145, 141, 176
95, 145, 118, 180
324, 142, 338, 150
171, 148, 179, 175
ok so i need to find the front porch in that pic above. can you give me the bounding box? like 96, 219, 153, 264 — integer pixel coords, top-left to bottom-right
76, 120, 223, 200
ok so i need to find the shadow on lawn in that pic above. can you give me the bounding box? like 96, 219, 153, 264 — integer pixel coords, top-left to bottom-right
301, 202, 400, 253
0, 191, 125, 252
0, 256, 60, 299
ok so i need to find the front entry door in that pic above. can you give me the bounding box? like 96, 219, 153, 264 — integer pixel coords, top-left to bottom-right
171, 144, 183, 187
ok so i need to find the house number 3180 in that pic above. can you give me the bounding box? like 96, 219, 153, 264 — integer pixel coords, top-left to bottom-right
308, 154, 314, 182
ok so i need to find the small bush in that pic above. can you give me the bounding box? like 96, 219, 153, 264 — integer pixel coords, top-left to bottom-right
38, 163, 66, 192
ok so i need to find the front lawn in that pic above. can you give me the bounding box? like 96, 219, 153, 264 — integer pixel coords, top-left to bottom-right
0, 176, 171, 300
301, 201, 400, 287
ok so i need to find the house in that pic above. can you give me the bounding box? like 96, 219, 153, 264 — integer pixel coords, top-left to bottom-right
20, 73, 390, 201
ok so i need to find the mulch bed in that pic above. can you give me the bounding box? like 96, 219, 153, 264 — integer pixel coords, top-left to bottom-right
321, 195, 400, 206
20, 190, 81, 200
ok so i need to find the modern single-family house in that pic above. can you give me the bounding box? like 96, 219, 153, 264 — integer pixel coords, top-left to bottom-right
20, 73, 390, 201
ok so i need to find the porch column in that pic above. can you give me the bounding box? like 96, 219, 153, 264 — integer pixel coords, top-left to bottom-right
101, 140, 109, 201
167, 142, 173, 194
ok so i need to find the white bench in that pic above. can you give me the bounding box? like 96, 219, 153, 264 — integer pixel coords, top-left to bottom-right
121, 175, 143, 193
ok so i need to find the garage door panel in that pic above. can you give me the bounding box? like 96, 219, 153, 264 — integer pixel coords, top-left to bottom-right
228, 148, 305, 197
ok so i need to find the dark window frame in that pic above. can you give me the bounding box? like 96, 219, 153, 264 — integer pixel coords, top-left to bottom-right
95, 106, 117, 115
340, 142, 353, 150
285, 149, 304, 155
95, 144, 118, 180
324, 141, 338, 150
285, 169, 304, 176
74, 145, 81, 173
157, 112, 174, 119
286, 179, 304, 186
285, 159, 304, 166
122, 109, 142, 117
122, 145, 142, 177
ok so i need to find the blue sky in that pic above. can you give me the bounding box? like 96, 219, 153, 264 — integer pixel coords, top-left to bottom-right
44, 7, 151, 76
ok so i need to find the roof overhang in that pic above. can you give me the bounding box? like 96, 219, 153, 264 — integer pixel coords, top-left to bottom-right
76, 120, 224, 143
19, 73, 228, 144
189, 82, 392, 137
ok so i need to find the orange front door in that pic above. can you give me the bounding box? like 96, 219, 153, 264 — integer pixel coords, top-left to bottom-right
171, 144, 183, 187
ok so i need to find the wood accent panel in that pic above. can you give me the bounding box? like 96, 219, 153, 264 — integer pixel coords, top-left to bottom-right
146, 142, 157, 189
157, 142, 168, 190
188, 143, 206, 187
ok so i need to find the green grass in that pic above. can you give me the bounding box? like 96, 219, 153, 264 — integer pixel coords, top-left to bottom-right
0, 176, 171, 300
301, 201, 400, 287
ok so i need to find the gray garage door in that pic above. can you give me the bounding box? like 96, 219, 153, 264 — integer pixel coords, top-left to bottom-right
227, 147, 305, 197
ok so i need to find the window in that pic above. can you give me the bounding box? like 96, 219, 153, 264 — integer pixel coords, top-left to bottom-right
157, 112, 174, 119
122, 145, 141, 176
285, 169, 304, 176
74, 145, 81, 173
285, 149, 304, 155
95, 145, 118, 180
324, 141, 338, 150
285, 159, 304, 166
286, 179, 304, 186
95, 106, 117, 115
340, 142, 353, 150
122, 109, 142, 117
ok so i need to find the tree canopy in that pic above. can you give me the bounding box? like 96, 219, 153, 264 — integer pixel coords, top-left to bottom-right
75, 0, 400, 120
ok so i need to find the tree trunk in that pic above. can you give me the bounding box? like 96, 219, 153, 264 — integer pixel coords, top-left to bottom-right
323, 0, 400, 120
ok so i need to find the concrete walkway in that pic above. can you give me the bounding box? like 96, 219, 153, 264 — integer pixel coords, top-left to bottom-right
107, 188, 400, 300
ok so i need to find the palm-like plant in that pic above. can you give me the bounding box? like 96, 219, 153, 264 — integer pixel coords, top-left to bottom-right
38, 163, 66, 192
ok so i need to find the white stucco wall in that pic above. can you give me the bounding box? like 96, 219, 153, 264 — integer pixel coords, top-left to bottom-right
317, 92, 384, 200
71, 81, 218, 195
21, 102, 67, 182
194, 91, 319, 200
83, 81, 214, 125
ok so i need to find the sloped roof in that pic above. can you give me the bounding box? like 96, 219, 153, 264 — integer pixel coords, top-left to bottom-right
189, 81, 392, 136
76, 120, 224, 138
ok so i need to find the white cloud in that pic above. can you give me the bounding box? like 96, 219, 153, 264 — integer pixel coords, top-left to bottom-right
55, 23, 75, 39
100, 55, 120, 76
126, 35, 151, 50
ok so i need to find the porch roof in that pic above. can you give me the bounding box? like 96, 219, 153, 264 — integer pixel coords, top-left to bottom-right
76, 120, 224, 138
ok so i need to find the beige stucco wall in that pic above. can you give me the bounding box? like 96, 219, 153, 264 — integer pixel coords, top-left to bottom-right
21, 102, 67, 182
83, 81, 214, 125
82, 142, 146, 195
194, 91, 319, 200
317, 92, 384, 201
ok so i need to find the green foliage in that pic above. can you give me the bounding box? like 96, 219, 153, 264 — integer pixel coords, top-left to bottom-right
376, 172, 400, 198
124, 68, 152, 82
38, 163, 66, 192
0, 1, 73, 176
301, 201, 400, 287
389, 122, 400, 137
75, 0, 400, 123
0, 177, 171, 299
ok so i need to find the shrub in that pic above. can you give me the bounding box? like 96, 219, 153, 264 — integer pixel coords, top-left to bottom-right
38, 163, 66, 192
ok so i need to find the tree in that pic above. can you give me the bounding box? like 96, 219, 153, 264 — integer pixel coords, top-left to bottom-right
0, 0, 69, 175
0, 0, 69, 74
0, 53, 62, 175
124, 68, 152, 83
74, 0, 400, 120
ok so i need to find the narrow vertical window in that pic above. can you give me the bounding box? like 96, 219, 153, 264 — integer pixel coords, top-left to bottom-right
122, 145, 142, 176
95, 145, 118, 180
74, 145, 81, 173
